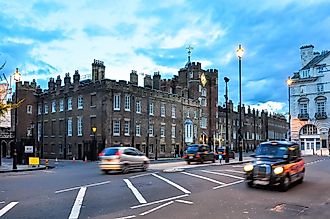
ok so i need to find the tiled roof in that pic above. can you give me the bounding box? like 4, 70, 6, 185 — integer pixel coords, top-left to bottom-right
301, 51, 330, 70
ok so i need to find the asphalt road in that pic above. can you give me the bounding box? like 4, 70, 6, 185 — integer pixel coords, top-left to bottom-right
0, 156, 330, 219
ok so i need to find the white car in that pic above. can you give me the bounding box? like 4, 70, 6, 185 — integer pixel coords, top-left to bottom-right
98, 147, 150, 174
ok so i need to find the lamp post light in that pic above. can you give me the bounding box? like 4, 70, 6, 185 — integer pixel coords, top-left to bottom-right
224, 77, 230, 163
287, 77, 292, 141
13, 68, 21, 169
92, 126, 97, 161
236, 44, 244, 162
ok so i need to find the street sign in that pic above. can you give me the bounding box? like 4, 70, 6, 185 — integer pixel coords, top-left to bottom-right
25, 146, 34, 153
29, 157, 40, 166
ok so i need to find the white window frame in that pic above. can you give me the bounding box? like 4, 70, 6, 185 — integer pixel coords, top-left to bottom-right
317, 83, 324, 92
67, 117, 72, 137
77, 116, 83, 136
171, 106, 176, 118
125, 95, 131, 111
114, 94, 121, 111
136, 100, 141, 113
78, 95, 83, 109
124, 120, 130, 136
113, 120, 120, 136
171, 125, 176, 138
44, 103, 49, 114
201, 117, 207, 129
59, 99, 64, 112
38, 104, 41, 115
149, 124, 154, 137
27, 105, 33, 114
136, 124, 141, 136
160, 103, 165, 117
67, 97, 72, 111
51, 101, 56, 113
160, 126, 165, 137
149, 102, 154, 116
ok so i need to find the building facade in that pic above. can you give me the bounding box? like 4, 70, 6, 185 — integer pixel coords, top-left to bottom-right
218, 101, 288, 152
290, 45, 330, 155
14, 58, 218, 160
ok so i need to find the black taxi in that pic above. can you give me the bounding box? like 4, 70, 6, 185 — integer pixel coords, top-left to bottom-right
243, 141, 305, 191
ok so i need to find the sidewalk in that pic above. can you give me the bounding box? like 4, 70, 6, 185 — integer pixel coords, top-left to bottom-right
0, 158, 47, 173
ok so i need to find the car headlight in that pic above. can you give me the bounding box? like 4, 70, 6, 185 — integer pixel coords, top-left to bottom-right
273, 166, 284, 175
243, 164, 254, 172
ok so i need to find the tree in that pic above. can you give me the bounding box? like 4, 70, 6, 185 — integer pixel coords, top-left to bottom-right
0, 61, 24, 117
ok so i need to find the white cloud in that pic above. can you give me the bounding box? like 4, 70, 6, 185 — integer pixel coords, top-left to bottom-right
249, 101, 286, 114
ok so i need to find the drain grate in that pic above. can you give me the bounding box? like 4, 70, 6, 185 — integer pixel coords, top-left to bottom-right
270, 203, 309, 215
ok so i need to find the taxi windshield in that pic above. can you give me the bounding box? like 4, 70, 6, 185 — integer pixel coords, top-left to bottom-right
255, 144, 288, 158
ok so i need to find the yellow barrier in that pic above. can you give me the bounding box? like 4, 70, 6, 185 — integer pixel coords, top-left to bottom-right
29, 157, 40, 166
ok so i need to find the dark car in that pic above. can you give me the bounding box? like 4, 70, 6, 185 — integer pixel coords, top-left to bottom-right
243, 141, 305, 191
216, 147, 235, 159
183, 144, 216, 164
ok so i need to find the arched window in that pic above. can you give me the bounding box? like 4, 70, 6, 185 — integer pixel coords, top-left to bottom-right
298, 97, 309, 119
300, 124, 317, 135
315, 96, 327, 113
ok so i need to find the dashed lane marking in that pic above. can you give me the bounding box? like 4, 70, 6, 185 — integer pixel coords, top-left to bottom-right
68, 187, 87, 219
213, 180, 244, 190
200, 170, 244, 180
55, 181, 111, 194
151, 173, 191, 194
131, 194, 189, 209
139, 201, 174, 216
0, 202, 18, 217
181, 172, 226, 185
123, 179, 147, 204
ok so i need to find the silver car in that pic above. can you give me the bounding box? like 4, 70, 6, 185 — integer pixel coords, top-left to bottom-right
98, 147, 150, 174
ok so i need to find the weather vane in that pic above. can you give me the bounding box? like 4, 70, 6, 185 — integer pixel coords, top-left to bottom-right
186, 45, 193, 63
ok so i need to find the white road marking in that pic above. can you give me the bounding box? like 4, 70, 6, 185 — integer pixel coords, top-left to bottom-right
68, 187, 87, 219
123, 179, 147, 204
213, 180, 244, 190
175, 199, 194, 205
139, 201, 174, 216
55, 181, 111, 194
151, 173, 191, 194
129, 172, 158, 179
224, 169, 245, 174
232, 165, 244, 168
131, 194, 189, 209
0, 202, 18, 217
182, 172, 226, 185
201, 170, 244, 180
115, 215, 136, 219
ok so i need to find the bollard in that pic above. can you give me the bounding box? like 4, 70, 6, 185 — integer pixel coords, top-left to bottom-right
84, 156, 87, 163
45, 159, 49, 169
219, 155, 222, 164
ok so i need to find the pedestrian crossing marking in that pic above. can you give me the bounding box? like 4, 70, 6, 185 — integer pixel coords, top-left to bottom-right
123, 179, 147, 204
200, 170, 244, 180
0, 202, 19, 217
182, 172, 226, 185
151, 173, 191, 194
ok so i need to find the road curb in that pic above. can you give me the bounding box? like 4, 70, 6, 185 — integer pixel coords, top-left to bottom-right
0, 165, 47, 173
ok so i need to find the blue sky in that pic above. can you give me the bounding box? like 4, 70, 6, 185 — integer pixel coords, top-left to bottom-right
1, 0, 330, 114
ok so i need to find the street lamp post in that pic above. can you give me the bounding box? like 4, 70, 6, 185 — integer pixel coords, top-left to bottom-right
13, 68, 21, 169
92, 126, 97, 161
224, 77, 230, 163
287, 77, 292, 141
236, 44, 244, 162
